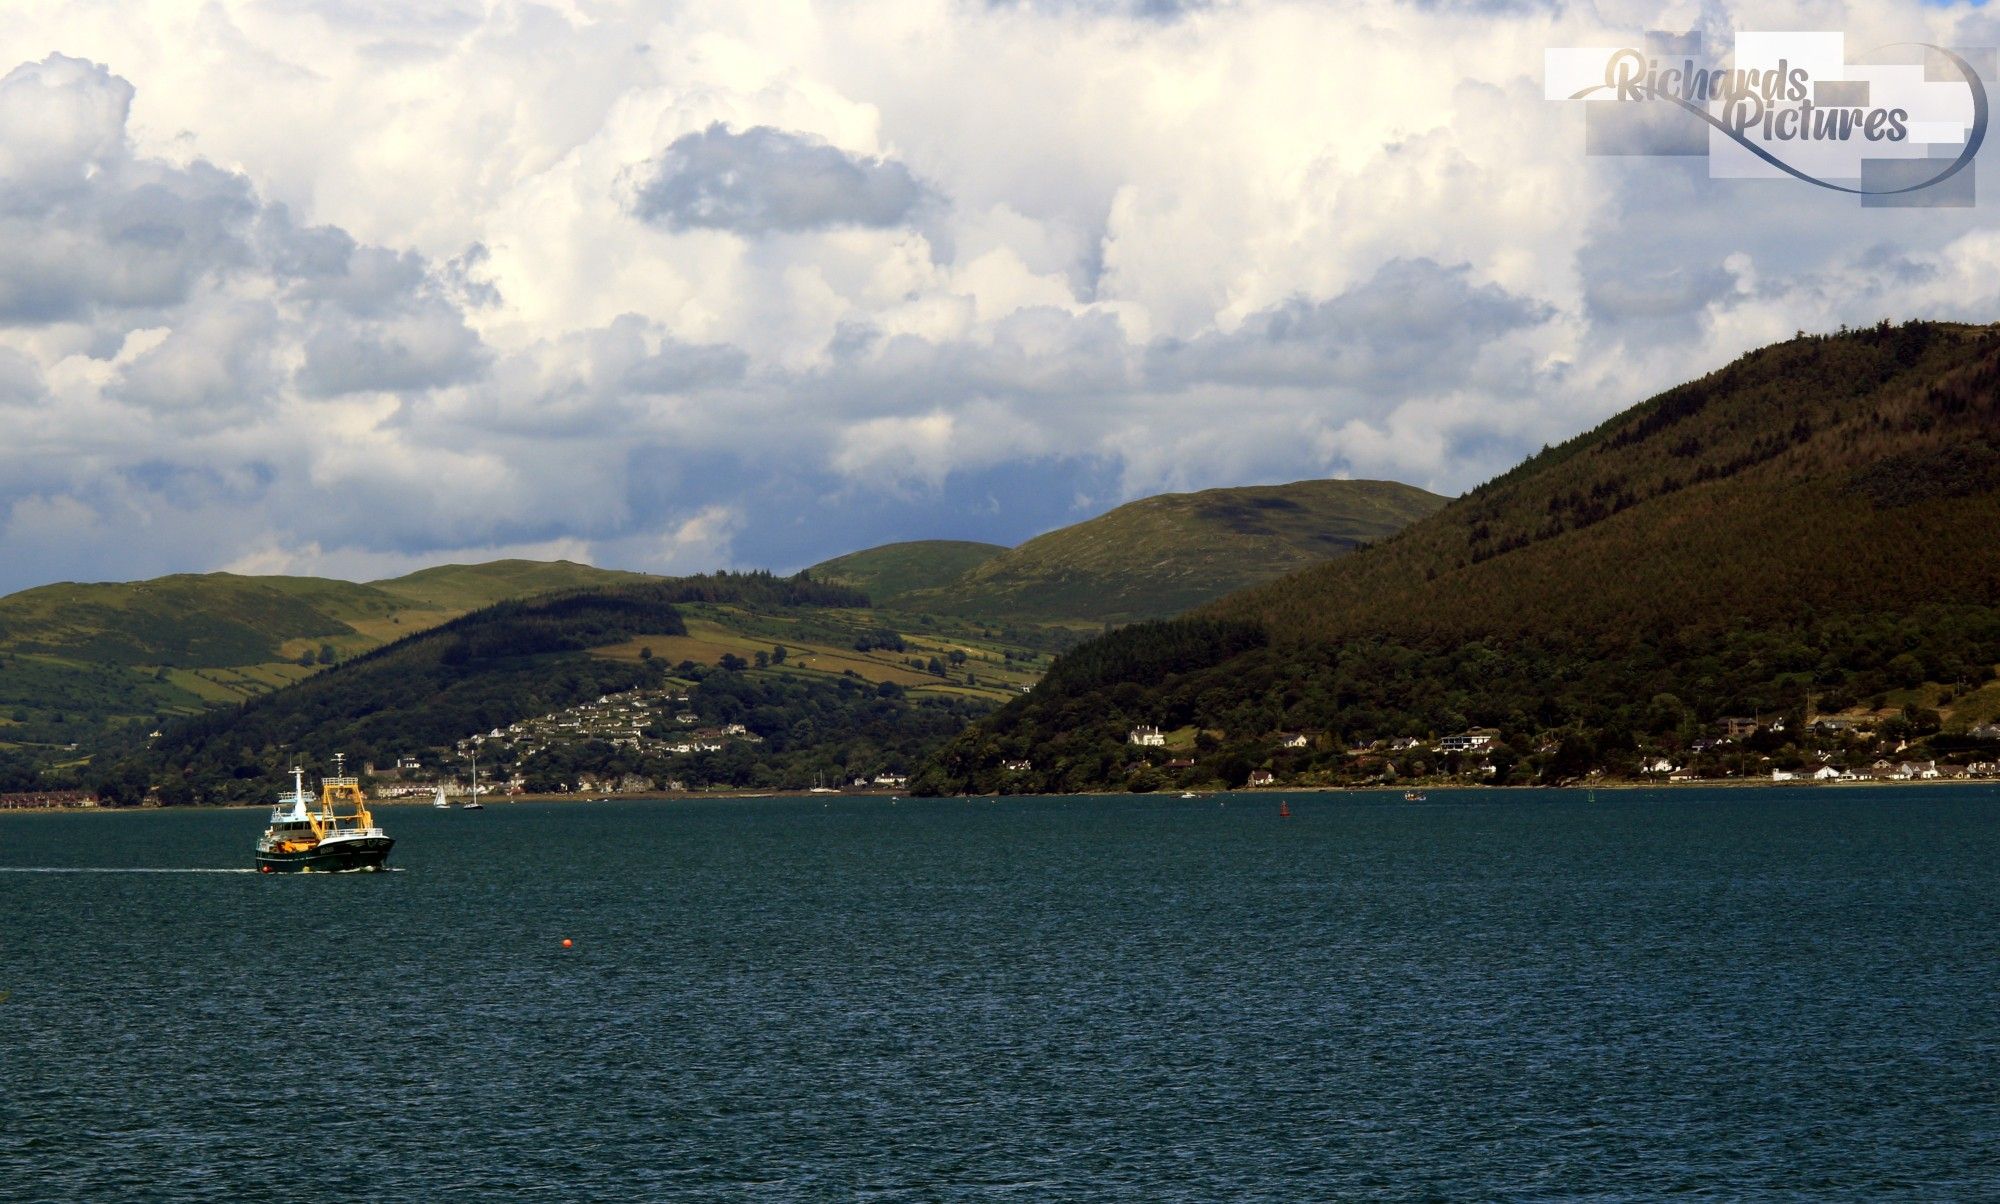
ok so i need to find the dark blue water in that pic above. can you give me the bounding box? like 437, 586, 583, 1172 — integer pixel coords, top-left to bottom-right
2, 788, 1996, 1200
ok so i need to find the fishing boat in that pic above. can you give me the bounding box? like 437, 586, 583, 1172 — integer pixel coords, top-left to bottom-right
255, 755, 393, 873
1403, 790, 1428, 802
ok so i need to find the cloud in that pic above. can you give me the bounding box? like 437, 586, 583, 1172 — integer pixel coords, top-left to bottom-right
296, 300, 488, 396
0, 53, 131, 201
631, 123, 935, 236
0, 2, 1997, 593
1146, 258, 1554, 390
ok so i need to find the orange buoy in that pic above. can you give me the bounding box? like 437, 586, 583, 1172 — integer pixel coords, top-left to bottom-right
561, 938, 573, 949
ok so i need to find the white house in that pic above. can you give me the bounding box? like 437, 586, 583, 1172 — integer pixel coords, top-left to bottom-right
1812, 765, 1842, 781
1247, 769, 1276, 787
1771, 769, 1797, 782
1128, 726, 1166, 747
1276, 732, 1309, 749
1439, 731, 1494, 753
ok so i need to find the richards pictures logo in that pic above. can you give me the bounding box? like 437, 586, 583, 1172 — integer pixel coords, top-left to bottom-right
1546, 31, 1988, 207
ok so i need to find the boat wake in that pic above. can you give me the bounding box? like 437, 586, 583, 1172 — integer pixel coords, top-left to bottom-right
0, 866, 405, 874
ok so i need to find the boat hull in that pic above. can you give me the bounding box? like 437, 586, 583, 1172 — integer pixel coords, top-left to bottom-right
255, 838, 393, 874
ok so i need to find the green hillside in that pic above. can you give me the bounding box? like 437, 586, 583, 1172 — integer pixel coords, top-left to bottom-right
107, 574, 1010, 804
922, 321, 2000, 793
0, 560, 662, 755
806, 540, 1007, 604
897, 479, 1446, 623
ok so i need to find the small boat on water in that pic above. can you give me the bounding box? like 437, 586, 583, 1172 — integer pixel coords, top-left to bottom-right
256, 755, 393, 873
433, 784, 450, 809
462, 749, 484, 810
1403, 790, 1428, 802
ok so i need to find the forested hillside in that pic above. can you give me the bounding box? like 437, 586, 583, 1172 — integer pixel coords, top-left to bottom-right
921, 322, 2000, 793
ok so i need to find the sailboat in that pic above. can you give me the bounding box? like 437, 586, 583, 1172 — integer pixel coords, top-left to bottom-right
463, 748, 485, 810
432, 783, 450, 809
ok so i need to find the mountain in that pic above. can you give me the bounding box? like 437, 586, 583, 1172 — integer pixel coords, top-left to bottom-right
806, 540, 1007, 605
107, 573, 1016, 804
882, 479, 1446, 624
922, 321, 2000, 793
0, 560, 660, 754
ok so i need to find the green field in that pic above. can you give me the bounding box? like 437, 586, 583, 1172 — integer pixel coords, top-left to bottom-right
807, 540, 1007, 604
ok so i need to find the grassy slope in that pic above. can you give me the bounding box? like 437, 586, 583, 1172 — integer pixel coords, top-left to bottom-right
370, 559, 660, 611
900, 479, 1447, 623
588, 605, 1048, 701
806, 541, 1007, 604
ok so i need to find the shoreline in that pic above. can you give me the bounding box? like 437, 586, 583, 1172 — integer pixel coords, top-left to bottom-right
3, 775, 1993, 815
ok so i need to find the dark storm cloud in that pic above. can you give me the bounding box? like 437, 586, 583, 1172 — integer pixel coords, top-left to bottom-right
632, 123, 933, 236
1145, 257, 1553, 390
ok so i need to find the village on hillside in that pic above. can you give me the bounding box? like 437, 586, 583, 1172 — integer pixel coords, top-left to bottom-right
1086, 712, 2000, 790
364, 685, 909, 798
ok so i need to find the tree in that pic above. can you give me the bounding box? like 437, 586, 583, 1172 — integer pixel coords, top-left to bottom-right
317, 645, 337, 665
754, 651, 770, 669
639, 646, 653, 661
1214, 753, 1252, 789
771, 645, 787, 664
94, 761, 151, 807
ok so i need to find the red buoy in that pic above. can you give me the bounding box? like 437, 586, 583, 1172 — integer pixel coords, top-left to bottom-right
1279, 801, 1292, 818
259, 865, 272, 874
561, 938, 573, 949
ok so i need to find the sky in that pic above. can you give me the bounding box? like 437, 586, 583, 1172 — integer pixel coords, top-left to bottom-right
1, 0, 1998, 592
